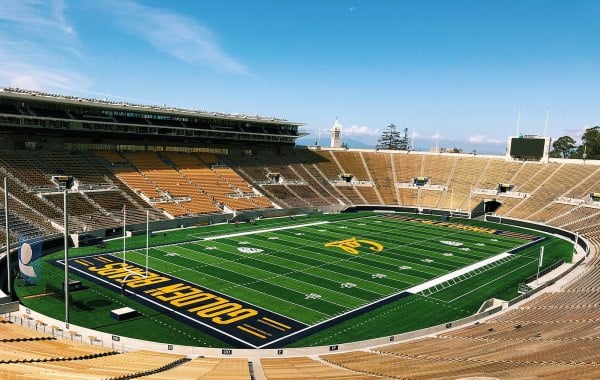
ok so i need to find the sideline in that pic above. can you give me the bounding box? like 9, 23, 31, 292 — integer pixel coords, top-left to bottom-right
202, 221, 330, 241
407, 252, 512, 293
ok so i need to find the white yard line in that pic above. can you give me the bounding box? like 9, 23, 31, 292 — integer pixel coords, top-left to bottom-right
202, 221, 330, 241
407, 252, 512, 294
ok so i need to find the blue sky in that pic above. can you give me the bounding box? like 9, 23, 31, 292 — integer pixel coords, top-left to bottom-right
0, 0, 599, 153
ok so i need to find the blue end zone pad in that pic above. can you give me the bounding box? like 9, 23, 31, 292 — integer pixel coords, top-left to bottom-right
50, 254, 307, 348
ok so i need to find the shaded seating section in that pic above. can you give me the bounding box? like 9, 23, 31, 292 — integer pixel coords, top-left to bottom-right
0, 206, 48, 242
260, 185, 311, 208
139, 357, 250, 380
87, 190, 138, 213
47, 151, 109, 187
0, 178, 61, 240
44, 193, 98, 217
261, 356, 373, 379
0, 151, 56, 189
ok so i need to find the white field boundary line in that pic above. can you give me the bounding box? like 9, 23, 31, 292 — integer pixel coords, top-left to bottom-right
406, 252, 512, 293
260, 249, 515, 348
445, 256, 537, 303
202, 221, 330, 241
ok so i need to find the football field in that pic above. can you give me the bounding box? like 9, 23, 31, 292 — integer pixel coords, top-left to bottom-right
56, 213, 548, 348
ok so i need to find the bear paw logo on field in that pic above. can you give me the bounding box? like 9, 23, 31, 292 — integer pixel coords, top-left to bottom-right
237, 247, 264, 254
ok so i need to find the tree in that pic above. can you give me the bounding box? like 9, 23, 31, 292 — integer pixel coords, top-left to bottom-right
551, 136, 576, 158
581, 126, 600, 159
376, 124, 410, 150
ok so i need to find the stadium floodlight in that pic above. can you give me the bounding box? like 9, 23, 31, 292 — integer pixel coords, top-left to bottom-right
64, 189, 69, 325
123, 205, 126, 265
4, 177, 11, 295
146, 209, 149, 277
536, 246, 544, 286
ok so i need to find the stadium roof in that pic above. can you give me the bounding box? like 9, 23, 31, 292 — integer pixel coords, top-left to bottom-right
0, 87, 305, 127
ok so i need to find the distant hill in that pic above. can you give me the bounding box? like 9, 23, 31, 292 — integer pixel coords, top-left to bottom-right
297, 136, 506, 156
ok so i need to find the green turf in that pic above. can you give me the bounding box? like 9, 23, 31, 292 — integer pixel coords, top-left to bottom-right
16, 212, 573, 347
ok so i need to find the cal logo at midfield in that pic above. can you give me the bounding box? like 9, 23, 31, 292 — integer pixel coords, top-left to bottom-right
324, 237, 384, 255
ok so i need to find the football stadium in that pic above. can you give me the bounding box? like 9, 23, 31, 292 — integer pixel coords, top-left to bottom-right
0, 87, 598, 379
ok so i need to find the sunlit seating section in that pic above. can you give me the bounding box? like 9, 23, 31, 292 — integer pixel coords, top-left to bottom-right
537, 202, 577, 225
393, 154, 422, 183
121, 151, 220, 216
140, 357, 250, 380
0, 318, 54, 341
503, 163, 560, 218
0, 350, 184, 379
418, 189, 443, 209
437, 157, 485, 210
212, 167, 273, 209
262, 356, 372, 379
353, 186, 379, 204
562, 166, 600, 199
476, 159, 520, 189
166, 152, 265, 211
362, 152, 397, 205
312, 151, 343, 180
398, 188, 417, 206
0, 337, 116, 363
116, 169, 164, 200
421, 155, 454, 188
509, 164, 588, 221
333, 151, 370, 181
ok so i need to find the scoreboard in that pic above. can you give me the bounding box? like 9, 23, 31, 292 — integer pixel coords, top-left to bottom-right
507, 136, 550, 162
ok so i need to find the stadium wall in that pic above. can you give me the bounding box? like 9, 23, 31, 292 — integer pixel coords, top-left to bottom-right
485, 214, 590, 255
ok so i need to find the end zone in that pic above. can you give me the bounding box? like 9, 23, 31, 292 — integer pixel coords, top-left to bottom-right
50, 255, 307, 348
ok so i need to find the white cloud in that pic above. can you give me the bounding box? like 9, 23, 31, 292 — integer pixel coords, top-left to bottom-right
468, 134, 503, 144
343, 125, 380, 137
0, 0, 90, 92
104, 0, 247, 74
565, 124, 589, 142
0, 0, 75, 36
431, 131, 443, 140
0, 60, 92, 91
